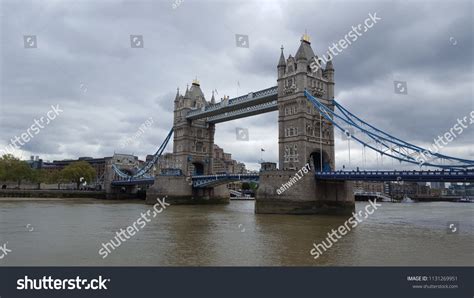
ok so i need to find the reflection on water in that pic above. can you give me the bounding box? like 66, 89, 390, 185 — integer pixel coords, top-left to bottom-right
0, 199, 473, 266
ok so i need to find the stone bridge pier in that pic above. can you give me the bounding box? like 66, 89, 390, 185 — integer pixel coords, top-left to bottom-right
146, 175, 229, 204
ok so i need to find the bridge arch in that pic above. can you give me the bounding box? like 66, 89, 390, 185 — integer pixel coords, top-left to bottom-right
310, 150, 332, 172
191, 162, 205, 175
112, 167, 134, 180
119, 168, 134, 175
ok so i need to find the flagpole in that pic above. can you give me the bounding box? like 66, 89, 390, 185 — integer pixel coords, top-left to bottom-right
320, 113, 323, 172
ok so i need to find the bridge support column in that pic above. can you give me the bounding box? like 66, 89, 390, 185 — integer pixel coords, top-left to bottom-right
146, 176, 229, 205
103, 163, 114, 196
256, 170, 354, 215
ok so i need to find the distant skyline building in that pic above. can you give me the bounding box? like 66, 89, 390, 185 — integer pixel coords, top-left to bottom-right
431, 182, 446, 189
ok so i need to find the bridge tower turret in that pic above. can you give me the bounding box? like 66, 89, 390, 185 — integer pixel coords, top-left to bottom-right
172, 79, 215, 176
277, 45, 286, 78
323, 60, 335, 99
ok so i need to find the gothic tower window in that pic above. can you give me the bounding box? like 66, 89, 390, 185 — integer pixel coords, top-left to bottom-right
196, 142, 203, 152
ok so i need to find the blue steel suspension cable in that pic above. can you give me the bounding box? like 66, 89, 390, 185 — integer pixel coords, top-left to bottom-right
112, 128, 174, 179
333, 101, 474, 164
304, 90, 473, 169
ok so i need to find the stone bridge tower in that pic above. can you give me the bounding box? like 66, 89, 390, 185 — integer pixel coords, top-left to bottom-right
172, 79, 215, 176
146, 79, 228, 204
256, 34, 354, 215
277, 33, 335, 172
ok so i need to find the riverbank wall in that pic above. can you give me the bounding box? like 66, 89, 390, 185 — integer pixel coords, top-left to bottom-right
0, 189, 106, 199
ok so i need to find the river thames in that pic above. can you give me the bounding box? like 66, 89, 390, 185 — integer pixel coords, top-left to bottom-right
0, 199, 472, 266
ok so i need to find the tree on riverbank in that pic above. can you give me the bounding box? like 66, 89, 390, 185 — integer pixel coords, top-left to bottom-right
60, 161, 95, 189
30, 169, 67, 189
0, 154, 33, 188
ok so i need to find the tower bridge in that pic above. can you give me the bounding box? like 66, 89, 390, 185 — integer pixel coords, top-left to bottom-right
106, 34, 474, 215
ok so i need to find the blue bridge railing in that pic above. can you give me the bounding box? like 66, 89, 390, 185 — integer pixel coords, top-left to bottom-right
111, 170, 473, 187
192, 173, 260, 188
315, 170, 474, 182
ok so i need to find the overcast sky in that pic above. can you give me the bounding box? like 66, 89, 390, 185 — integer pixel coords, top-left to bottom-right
1, 0, 473, 171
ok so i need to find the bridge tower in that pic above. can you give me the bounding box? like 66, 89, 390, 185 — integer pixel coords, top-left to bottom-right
146, 79, 229, 204
276, 33, 335, 171
256, 34, 354, 215
172, 79, 215, 176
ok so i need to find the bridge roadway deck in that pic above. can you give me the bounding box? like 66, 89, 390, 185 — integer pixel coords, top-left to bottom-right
315, 170, 474, 182
185, 86, 278, 123
110, 170, 474, 186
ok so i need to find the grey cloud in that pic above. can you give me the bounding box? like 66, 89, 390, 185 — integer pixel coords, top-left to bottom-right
0, 0, 472, 170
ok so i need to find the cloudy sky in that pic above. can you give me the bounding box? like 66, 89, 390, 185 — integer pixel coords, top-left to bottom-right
0, 0, 473, 171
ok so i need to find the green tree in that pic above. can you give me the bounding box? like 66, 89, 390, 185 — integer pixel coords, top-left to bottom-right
0, 157, 6, 181
249, 181, 259, 190
0, 154, 33, 188
60, 161, 95, 189
241, 182, 250, 190
31, 169, 56, 185
49, 170, 69, 190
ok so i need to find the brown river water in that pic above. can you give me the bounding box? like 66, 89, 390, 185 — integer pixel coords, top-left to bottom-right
0, 199, 472, 266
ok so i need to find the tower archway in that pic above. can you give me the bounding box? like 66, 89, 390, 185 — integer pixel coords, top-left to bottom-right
309, 150, 331, 172
192, 162, 205, 175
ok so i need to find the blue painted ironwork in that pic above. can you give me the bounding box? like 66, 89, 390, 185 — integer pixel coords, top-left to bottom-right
113, 169, 474, 186
333, 100, 474, 165
112, 128, 173, 179
192, 173, 260, 188
111, 177, 155, 186
205, 100, 278, 123
186, 86, 278, 122
304, 90, 474, 170
315, 170, 474, 182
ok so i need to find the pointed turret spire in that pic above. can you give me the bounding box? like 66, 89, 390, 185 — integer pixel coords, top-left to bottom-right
278, 45, 286, 67
295, 32, 315, 61
184, 84, 189, 97
325, 59, 334, 70
211, 90, 216, 104
174, 87, 180, 101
